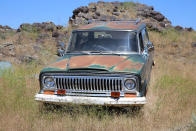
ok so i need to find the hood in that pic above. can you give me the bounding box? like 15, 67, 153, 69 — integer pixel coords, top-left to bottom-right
42, 54, 145, 74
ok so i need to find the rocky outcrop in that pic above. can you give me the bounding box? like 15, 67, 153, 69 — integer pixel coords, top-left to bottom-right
0, 22, 67, 64
69, 1, 193, 32
18, 22, 61, 33
0, 25, 14, 32
69, 2, 171, 31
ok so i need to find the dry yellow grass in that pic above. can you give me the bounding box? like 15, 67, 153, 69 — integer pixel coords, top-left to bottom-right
0, 30, 196, 131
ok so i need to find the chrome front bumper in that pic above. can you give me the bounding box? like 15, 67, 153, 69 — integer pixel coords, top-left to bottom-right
35, 94, 146, 106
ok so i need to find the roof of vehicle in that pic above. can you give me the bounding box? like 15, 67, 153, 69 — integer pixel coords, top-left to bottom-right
76, 19, 145, 31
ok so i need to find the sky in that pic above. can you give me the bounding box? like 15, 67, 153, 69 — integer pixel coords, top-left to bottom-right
0, 0, 195, 29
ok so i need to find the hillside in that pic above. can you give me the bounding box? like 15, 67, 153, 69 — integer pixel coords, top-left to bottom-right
0, 1, 196, 131
0, 1, 195, 64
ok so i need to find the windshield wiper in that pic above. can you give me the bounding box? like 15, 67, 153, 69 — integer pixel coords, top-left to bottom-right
89, 51, 103, 54
66, 51, 90, 55
89, 51, 121, 56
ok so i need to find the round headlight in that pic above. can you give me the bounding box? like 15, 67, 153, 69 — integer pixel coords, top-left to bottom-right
43, 77, 55, 88
124, 79, 136, 90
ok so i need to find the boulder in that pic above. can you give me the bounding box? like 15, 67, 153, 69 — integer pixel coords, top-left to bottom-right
138, 6, 153, 11
73, 6, 89, 15
80, 6, 89, 13
56, 25, 63, 30
112, 12, 120, 16
113, 7, 118, 12
89, 6, 96, 12
120, 9, 125, 13
154, 14, 165, 22
191, 42, 196, 48
52, 31, 60, 38
32, 23, 43, 31
19, 55, 36, 63
159, 22, 166, 27
0, 42, 15, 56
42, 22, 56, 32
95, 11, 101, 16
92, 14, 99, 19
78, 12, 92, 20
175, 26, 184, 31
185, 27, 193, 32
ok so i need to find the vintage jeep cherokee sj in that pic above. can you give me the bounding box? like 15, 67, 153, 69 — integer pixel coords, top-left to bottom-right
35, 20, 154, 106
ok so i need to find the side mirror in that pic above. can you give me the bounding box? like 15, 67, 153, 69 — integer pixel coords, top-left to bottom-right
147, 44, 154, 51
57, 42, 66, 57
57, 49, 65, 57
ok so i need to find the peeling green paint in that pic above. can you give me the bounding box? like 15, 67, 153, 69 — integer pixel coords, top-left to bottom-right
41, 54, 146, 74
88, 64, 107, 69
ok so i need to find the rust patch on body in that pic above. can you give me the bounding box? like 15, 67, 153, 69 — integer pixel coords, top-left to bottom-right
49, 59, 68, 69
114, 59, 144, 71
107, 22, 137, 30
69, 55, 126, 69
78, 21, 140, 30
78, 23, 106, 30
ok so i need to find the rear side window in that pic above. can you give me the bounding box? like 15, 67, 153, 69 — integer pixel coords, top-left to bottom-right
129, 32, 138, 52
139, 32, 144, 52
142, 29, 149, 45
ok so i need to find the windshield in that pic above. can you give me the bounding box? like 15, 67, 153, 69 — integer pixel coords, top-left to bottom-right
67, 31, 138, 53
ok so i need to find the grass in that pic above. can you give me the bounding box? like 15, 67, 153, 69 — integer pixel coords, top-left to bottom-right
0, 48, 196, 130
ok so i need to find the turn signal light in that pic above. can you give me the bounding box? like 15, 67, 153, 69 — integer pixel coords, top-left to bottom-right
57, 89, 66, 95
111, 92, 120, 98
125, 93, 136, 97
44, 91, 54, 95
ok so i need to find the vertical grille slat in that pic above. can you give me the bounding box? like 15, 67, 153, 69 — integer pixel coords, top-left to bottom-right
60, 78, 63, 89
90, 78, 93, 91
58, 78, 61, 89
108, 79, 111, 91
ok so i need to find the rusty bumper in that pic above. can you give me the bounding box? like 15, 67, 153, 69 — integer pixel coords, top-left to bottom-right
35, 94, 146, 106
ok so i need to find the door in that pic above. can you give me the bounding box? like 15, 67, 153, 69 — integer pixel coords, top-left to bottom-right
141, 28, 154, 86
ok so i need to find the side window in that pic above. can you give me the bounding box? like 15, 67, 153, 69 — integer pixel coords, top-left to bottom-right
139, 32, 144, 52
142, 29, 149, 45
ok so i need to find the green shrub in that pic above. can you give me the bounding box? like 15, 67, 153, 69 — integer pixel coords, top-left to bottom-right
123, 1, 136, 9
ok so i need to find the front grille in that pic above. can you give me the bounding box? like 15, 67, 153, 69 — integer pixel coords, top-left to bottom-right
55, 76, 123, 92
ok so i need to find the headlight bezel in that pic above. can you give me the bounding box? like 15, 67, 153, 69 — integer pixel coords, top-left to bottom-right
123, 76, 139, 92
42, 76, 56, 90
